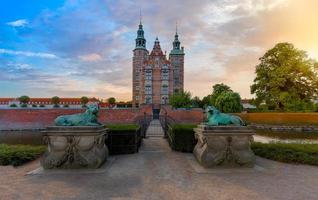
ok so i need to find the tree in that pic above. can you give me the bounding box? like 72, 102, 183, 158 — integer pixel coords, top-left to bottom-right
215, 91, 243, 113
201, 94, 212, 108
169, 91, 192, 108
80, 96, 89, 107
19, 95, 30, 105
107, 97, 116, 104
51, 96, 60, 107
191, 96, 202, 108
251, 43, 318, 111
211, 83, 232, 105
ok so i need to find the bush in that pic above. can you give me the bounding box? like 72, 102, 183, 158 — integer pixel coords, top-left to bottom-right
169, 91, 192, 108
63, 104, 69, 108
252, 142, 318, 166
167, 124, 197, 152
9, 104, 17, 107
20, 104, 27, 108
39, 104, 45, 107
53, 104, 60, 108
105, 124, 141, 155
32, 104, 37, 107
0, 144, 46, 166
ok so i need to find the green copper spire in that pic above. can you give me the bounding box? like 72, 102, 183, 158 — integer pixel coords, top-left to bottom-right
170, 23, 184, 55
135, 18, 146, 50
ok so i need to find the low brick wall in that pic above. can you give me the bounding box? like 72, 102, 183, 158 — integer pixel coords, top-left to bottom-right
161, 107, 204, 124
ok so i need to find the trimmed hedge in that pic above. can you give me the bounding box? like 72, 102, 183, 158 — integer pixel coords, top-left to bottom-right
0, 144, 46, 166
167, 124, 197, 152
106, 124, 142, 155
252, 142, 318, 166
256, 129, 318, 140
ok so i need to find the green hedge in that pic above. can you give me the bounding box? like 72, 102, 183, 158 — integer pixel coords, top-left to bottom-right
0, 144, 46, 166
105, 124, 142, 155
167, 124, 197, 152
252, 142, 318, 166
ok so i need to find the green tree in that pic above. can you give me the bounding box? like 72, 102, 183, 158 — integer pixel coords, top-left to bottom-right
211, 83, 232, 105
107, 97, 116, 104
191, 96, 201, 108
19, 95, 30, 105
80, 96, 89, 107
169, 91, 192, 108
215, 91, 243, 113
51, 96, 60, 107
251, 43, 318, 111
201, 95, 212, 108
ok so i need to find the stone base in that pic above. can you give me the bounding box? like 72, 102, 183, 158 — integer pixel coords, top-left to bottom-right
193, 124, 255, 168
41, 126, 108, 169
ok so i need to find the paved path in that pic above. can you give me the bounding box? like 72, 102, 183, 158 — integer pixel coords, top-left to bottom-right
1, 137, 318, 200
145, 119, 165, 138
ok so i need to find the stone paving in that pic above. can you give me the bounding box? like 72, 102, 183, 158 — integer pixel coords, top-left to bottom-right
0, 122, 318, 200
145, 119, 165, 138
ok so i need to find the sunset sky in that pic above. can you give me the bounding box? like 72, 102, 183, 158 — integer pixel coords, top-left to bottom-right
1, 0, 318, 101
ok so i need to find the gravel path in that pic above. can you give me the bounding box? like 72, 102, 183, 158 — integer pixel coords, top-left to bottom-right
1, 138, 318, 200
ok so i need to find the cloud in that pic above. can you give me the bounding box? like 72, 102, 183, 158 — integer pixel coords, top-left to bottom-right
79, 53, 102, 62
6, 19, 28, 27
0, 49, 57, 58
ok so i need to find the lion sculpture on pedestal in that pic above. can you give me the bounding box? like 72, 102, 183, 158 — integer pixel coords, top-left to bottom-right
205, 106, 245, 126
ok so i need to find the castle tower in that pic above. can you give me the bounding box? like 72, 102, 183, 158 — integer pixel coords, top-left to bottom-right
169, 26, 185, 93
132, 21, 148, 107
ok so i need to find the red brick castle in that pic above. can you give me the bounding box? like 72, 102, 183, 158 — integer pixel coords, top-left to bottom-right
132, 21, 185, 107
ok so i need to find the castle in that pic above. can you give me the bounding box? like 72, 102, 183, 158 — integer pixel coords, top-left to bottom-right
132, 21, 185, 107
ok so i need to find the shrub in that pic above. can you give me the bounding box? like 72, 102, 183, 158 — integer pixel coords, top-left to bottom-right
9, 104, 17, 107
167, 124, 197, 152
81, 96, 89, 107
215, 91, 243, 113
19, 95, 30, 104
63, 104, 69, 108
252, 142, 318, 166
0, 144, 46, 166
20, 104, 28, 108
169, 91, 192, 108
105, 124, 141, 155
32, 104, 37, 107
51, 96, 60, 107
39, 104, 45, 107
53, 104, 60, 108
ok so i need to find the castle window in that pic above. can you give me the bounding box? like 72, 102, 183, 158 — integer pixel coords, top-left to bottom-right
161, 85, 168, 95
145, 85, 152, 95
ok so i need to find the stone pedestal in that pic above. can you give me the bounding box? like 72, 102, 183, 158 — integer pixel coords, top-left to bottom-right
41, 126, 108, 169
193, 124, 255, 168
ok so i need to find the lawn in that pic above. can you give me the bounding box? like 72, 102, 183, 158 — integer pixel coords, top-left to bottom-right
255, 130, 318, 140
252, 142, 318, 166
0, 144, 46, 166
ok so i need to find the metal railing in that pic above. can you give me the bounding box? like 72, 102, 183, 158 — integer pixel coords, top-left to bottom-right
134, 112, 153, 138
159, 112, 176, 138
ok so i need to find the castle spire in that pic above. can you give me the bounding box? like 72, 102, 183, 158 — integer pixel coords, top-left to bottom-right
170, 24, 184, 55
135, 17, 146, 50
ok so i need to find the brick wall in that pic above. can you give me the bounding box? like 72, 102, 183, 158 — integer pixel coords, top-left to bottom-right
0, 107, 152, 129
161, 106, 204, 124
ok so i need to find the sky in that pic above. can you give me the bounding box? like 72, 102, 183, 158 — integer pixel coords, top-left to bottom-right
0, 0, 318, 101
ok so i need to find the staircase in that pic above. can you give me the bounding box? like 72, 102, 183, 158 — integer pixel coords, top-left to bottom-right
145, 120, 165, 138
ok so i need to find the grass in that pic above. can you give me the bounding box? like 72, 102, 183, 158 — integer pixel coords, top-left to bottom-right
105, 124, 140, 131
236, 112, 318, 125
252, 142, 318, 166
0, 144, 46, 166
256, 130, 318, 140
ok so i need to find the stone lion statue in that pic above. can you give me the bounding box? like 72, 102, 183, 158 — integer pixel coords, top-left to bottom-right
205, 106, 245, 126
54, 104, 101, 126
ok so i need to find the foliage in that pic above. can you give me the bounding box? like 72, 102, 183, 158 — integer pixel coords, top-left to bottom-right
201, 95, 212, 108
255, 130, 318, 140
20, 104, 28, 108
19, 95, 30, 104
215, 91, 243, 113
80, 96, 89, 106
0, 144, 46, 166
251, 43, 318, 111
105, 124, 141, 155
32, 104, 37, 107
211, 83, 232, 105
39, 104, 45, 107
252, 142, 318, 166
63, 104, 69, 108
237, 112, 318, 125
9, 104, 17, 107
51, 96, 60, 106
169, 91, 192, 108
191, 96, 202, 108
167, 124, 197, 152
108, 97, 116, 104
106, 124, 140, 131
